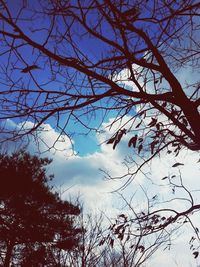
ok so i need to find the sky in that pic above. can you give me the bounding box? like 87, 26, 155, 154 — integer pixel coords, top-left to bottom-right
0, 1, 200, 266
1, 47, 199, 266
4, 107, 200, 267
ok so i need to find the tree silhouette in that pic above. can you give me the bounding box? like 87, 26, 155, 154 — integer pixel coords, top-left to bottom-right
63, 211, 173, 267
0, 0, 199, 156
0, 151, 81, 267
0, 1, 200, 262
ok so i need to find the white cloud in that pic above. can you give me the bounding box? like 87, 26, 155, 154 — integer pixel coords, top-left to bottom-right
2, 111, 200, 266
2, 119, 131, 210
111, 63, 200, 266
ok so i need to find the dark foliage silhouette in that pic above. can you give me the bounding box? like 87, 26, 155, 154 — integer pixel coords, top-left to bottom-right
0, 151, 81, 266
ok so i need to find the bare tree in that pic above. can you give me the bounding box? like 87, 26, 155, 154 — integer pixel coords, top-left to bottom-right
0, 0, 200, 262
105, 191, 179, 267
62, 208, 175, 267
65, 213, 106, 267
0, 0, 199, 154
106, 172, 200, 264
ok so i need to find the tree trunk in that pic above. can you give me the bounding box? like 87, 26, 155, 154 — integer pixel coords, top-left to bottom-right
4, 242, 14, 267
